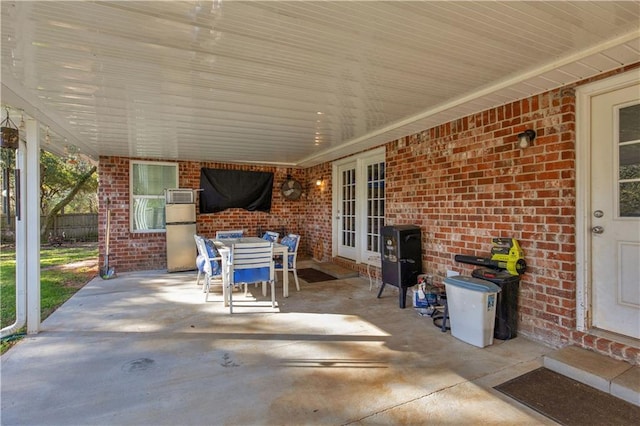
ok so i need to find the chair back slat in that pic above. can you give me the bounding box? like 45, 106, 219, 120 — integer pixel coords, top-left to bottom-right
230, 241, 274, 284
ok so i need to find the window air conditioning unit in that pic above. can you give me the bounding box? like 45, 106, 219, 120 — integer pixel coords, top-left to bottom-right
165, 189, 195, 204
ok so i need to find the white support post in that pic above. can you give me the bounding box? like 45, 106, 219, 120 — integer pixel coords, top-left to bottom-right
25, 119, 40, 334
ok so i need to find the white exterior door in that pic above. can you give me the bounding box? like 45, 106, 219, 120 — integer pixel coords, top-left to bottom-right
590, 79, 640, 339
336, 161, 357, 259
333, 148, 385, 263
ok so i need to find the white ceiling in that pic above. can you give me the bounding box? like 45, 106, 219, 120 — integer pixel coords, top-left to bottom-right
2, 1, 639, 167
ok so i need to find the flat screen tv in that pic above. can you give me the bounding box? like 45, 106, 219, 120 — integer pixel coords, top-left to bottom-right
199, 168, 274, 213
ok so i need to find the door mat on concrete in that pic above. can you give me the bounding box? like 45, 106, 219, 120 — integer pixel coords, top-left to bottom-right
296, 268, 337, 283
494, 367, 640, 425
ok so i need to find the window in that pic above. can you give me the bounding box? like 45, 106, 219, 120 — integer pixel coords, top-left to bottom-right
130, 161, 178, 232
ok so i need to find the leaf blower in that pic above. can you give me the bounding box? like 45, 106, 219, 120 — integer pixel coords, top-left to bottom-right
454, 238, 526, 276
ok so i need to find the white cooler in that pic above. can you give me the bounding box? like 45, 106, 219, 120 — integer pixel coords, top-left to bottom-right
444, 275, 502, 348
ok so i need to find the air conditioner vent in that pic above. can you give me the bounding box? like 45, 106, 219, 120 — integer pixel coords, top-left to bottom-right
165, 189, 194, 204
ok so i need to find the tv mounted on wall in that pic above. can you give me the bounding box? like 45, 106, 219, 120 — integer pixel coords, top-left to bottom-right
199, 168, 273, 213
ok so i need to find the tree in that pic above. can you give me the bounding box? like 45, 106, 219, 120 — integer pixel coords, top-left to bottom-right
39, 150, 97, 237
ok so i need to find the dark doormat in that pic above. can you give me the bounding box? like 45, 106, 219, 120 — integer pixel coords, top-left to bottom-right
296, 268, 337, 283
494, 367, 640, 425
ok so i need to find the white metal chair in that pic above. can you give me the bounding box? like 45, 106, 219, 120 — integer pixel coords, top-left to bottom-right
262, 231, 279, 242
228, 241, 276, 313
194, 235, 223, 301
215, 230, 244, 239
274, 234, 300, 292
194, 234, 209, 288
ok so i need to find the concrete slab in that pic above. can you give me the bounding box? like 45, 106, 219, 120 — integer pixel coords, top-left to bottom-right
1, 270, 558, 425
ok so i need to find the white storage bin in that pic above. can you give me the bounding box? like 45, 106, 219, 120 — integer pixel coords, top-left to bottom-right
444, 275, 502, 348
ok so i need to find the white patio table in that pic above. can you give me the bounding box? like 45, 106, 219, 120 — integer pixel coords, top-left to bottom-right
211, 237, 291, 306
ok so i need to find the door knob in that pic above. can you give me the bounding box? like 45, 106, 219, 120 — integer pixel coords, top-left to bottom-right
592, 226, 604, 234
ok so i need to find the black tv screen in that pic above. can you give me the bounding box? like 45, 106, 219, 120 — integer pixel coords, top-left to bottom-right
199, 168, 273, 213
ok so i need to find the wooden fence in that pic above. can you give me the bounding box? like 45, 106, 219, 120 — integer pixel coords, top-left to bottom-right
0, 213, 98, 243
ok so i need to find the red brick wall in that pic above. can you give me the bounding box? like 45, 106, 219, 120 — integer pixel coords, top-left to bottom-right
304, 163, 333, 261
98, 160, 310, 272
98, 157, 168, 271
382, 88, 577, 349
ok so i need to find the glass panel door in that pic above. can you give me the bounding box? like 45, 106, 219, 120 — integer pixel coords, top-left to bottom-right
365, 160, 385, 257
337, 163, 356, 259
334, 148, 385, 262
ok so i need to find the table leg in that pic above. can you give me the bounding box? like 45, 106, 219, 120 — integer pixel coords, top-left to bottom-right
283, 259, 289, 298
220, 250, 230, 307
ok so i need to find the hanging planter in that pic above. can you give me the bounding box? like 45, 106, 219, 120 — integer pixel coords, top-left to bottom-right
1, 109, 19, 149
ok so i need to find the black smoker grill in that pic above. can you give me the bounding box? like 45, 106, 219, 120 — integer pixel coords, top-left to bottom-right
377, 225, 422, 308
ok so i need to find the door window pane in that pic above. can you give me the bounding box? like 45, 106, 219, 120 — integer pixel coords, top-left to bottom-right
619, 144, 640, 180
619, 104, 640, 143
618, 104, 640, 217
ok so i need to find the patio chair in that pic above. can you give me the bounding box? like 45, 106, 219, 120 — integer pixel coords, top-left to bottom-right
262, 231, 279, 243
215, 229, 244, 239
194, 234, 208, 287
274, 234, 300, 292
194, 235, 223, 301
228, 241, 276, 313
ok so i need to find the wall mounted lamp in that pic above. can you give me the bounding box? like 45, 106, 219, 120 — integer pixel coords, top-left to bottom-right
316, 177, 323, 186
517, 129, 536, 149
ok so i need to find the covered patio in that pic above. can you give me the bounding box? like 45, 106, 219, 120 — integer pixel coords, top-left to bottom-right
1, 265, 555, 425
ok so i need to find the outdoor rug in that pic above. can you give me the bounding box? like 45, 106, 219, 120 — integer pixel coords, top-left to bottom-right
296, 268, 337, 283
494, 367, 640, 425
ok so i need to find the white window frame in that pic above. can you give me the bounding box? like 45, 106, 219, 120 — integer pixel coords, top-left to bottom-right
332, 147, 385, 265
129, 160, 178, 233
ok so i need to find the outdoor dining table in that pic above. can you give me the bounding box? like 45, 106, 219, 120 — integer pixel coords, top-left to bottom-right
211, 237, 291, 306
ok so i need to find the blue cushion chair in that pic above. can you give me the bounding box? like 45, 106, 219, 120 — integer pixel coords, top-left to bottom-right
262, 231, 279, 243
215, 230, 244, 239
227, 241, 276, 313
274, 234, 300, 292
194, 235, 223, 301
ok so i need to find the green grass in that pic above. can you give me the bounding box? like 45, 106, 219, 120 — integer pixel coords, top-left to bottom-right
1, 244, 98, 353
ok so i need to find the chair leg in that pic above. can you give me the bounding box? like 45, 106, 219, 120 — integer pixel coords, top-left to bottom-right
229, 284, 233, 314
204, 277, 210, 302
196, 270, 202, 286
270, 280, 276, 308
293, 269, 300, 291
262, 281, 267, 297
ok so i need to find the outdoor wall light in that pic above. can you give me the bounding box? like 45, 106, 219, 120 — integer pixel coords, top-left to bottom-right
316, 177, 323, 186
517, 129, 536, 149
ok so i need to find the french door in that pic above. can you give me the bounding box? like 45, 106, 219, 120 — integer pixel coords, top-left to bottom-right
333, 148, 385, 263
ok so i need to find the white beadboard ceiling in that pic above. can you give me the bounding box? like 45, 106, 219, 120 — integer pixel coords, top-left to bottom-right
2, 1, 639, 167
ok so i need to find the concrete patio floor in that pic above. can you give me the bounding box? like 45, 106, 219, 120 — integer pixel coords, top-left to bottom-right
1, 265, 557, 425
